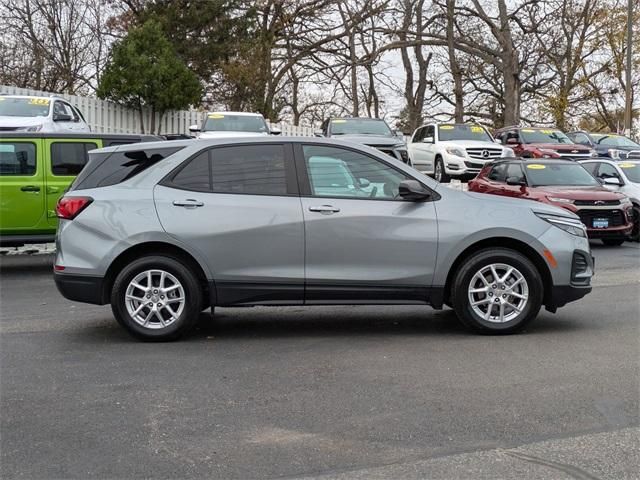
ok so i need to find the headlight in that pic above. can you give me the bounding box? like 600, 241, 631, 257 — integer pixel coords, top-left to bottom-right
535, 212, 587, 237
445, 147, 465, 157
504, 148, 516, 158
24, 124, 43, 132
546, 196, 574, 204
608, 149, 621, 159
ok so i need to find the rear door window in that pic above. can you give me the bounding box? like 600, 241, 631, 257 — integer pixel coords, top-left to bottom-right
50, 142, 97, 176
167, 144, 296, 196
488, 163, 508, 182
0, 142, 37, 176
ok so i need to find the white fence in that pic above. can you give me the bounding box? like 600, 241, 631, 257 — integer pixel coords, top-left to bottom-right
0, 85, 315, 137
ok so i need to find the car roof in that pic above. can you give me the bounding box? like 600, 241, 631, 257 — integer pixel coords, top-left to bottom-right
491, 158, 578, 166
330, 117, 384, 121
0, 132, 161, 140
207, 111, 264, 117
0, 94, 64, 100
87, 136, 390, 154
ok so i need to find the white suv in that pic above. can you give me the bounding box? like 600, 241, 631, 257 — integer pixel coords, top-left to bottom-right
0, 95, 90, 133
189, 111, 280, 138
408, 123, 515, 182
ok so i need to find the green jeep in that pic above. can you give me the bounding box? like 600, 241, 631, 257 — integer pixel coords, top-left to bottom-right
0, 133, 160, 247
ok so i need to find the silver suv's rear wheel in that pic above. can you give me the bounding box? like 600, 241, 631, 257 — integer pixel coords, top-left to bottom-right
111, 255, 202, 341
125, 270, 185, 330
451, 248, 543, 334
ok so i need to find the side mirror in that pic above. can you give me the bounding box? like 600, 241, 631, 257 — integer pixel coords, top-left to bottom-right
270, 127, 282, 136
494, 139, 502, 144
506, 138, 519, 145
53, 113, 73, 122
358, 178, 371, 188
399, 179, 432, 201
506, 176, 526, 186
422, 136, 434, 144
188, 124, 200, 133
602, 176, 621, 186
394, 130, 405, 139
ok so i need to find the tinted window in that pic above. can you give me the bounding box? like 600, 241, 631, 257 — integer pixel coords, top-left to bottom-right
0, 142, 36, 176
0, 97, 50, 117
412, 127, 425, 143
329, 118, 393, 136
505, 163, 525, 183
303, 145, 408, 199
488, 163, 508, 182
597, 163, 620, 179
210, 145, 288, 195
525, 163, 600, 186
437, 124, 492, 142
51, 142, 97, 176
425, 125, 435, 140
71, 147, 183, 190
171, 152, 211, 191
581, 162, 599, 175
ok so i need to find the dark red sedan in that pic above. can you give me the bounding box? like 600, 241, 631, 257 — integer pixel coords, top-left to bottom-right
468, 159, 634, 245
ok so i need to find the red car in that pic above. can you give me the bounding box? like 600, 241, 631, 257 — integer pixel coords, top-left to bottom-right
494, 126, 595, 160
469, 159, 634, 245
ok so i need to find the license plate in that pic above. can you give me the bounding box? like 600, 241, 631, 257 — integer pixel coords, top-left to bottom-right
592, 218, 609, 228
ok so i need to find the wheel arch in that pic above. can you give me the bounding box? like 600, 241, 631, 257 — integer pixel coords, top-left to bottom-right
442, 237, 553, 307
102, 241, 212, 306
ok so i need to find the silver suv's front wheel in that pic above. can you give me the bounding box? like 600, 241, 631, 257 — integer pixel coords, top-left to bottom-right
111, 255, 203, 341
451, 248, 543, 334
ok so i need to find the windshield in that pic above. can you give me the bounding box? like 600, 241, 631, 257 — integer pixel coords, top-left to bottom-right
520, 129, 573, 144
525, 163, 600, 186
619, 163, 640, 182
0, 97, 51, 117
202, 114, 268, 133
438, 124, 492, 142
330, 118, 393, 136
592, 134, 640, 148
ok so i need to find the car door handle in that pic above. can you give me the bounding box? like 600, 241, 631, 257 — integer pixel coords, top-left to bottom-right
309, 205, 340, 214
20, 185, 41, 192
173, 199, 204, 208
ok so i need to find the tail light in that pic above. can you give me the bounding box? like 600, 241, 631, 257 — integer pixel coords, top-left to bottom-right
56, 196, 93, 220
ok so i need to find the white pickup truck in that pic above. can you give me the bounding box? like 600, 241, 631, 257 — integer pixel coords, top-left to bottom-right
408, 123, 515, 182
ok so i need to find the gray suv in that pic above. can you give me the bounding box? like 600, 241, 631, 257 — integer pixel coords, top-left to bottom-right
54, 138, 593, 341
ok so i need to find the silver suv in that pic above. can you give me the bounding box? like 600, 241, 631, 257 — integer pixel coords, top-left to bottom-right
54, 138, 593, 341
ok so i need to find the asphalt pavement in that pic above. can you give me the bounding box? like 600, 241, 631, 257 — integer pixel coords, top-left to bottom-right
1, 242, 638, 479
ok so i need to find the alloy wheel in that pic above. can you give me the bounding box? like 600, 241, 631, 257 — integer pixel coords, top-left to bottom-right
125, 269, 185, 329
467, 263, 529, 323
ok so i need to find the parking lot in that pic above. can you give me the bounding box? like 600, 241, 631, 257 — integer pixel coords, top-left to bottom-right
1, 242, 638, 479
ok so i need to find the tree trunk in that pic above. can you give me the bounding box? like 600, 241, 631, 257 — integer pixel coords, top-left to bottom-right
138, 101, 145, 134
446, 0, 464, 122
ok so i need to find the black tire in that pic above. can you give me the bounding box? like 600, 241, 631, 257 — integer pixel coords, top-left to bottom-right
110, 255, 203, 341
630, 205, 640, 242
450, 248, 543, 334
434, 156, 451, 183
601, 238, 625, 246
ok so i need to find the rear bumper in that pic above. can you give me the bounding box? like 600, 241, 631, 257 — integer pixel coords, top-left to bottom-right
54, 272, 106, 305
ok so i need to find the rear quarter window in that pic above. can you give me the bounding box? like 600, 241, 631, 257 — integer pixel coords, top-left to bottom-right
51, 142, 98, 176
71, 146, 184, 190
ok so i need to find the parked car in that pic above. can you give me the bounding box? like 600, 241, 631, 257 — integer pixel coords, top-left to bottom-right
0, 95, 90, 133
408, 123, 515, 182
567, 131, 640, 160
581, 158, 640, 241
54, 137, 593, 341
0, 132, 161, 246
494, 126, 595, 160
189, 112, 280, 138
468, 159, 633, 245
315, 117, 410, 165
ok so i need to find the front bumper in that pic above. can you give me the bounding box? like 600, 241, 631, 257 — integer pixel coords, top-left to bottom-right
547, 284, 592, 310
54, 272, 107, 305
